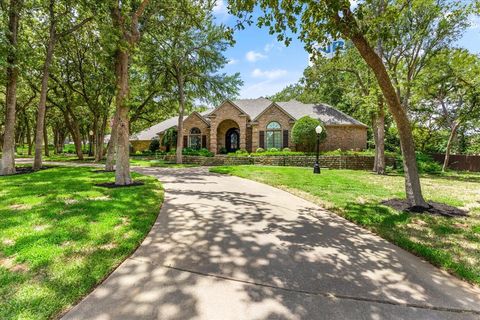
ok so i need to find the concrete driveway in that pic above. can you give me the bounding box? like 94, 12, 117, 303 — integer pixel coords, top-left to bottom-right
62, 167, 480, 320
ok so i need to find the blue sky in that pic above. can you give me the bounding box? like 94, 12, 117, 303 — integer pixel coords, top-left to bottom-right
213, 1, 480, 99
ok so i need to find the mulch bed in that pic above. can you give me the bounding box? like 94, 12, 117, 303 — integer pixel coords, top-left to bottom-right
91, 169, 114, 174
382, 198, 468, 217
3, 166, 53, 176
95, 181, 145, 188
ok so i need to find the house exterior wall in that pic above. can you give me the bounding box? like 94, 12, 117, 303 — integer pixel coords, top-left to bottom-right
216, 119, 239, 152
182, 113, 210, 149
321, 125, 367, 151
131, 102, 368, 154
131, 140, 151, 153
208, 101, 248, 153
252, 105, 295, 151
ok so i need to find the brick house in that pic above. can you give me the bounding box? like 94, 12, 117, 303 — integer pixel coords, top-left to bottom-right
130, 98, 368, 153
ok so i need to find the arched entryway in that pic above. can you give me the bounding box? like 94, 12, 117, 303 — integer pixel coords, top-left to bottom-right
225, 128, 240, 153
216, 119, 240, 154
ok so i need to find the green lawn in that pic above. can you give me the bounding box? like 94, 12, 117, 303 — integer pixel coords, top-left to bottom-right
129, 157, 197, 168
14, 154, 196, 168
0, 167, 163, 319
210, 166, 480, 285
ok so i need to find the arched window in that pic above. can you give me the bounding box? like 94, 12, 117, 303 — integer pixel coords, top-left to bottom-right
266, 121, 282, 149
189, 127, 202, 149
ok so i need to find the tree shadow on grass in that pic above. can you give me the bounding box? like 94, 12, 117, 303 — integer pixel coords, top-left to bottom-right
0, 167, 163, 319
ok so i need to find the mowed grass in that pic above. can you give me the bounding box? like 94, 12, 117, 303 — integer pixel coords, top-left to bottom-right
129, 158, 197, 168
210, 166, 480, 285
21, 154, 197, 168
0, 167, 163, 319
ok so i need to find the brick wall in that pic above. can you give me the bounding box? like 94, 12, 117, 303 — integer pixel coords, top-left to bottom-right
182, 113, 210, 148
321, 126, 367, 151
252, 105, 295, 151
165, 155, 395, 170
131, 140, 151, 153
208, 102, 248, 153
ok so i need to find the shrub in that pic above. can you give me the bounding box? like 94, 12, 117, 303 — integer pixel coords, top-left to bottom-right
135, 151, 142, 155
219, 147, 227, 154
267, 148, 279, 152
63, 144, 76, 154
149, 139, 160, 152
236, 149, 248, 155
416, 153, 442, 173
394, 153, 442, 174
256, 147, 265, 153
182, 147, 214, 157
161, 127, 177, 150
282, 147, 291, 152
291, 116, 326, 152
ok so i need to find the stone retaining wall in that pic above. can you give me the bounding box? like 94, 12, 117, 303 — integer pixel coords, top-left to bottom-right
164, 154, 395, 170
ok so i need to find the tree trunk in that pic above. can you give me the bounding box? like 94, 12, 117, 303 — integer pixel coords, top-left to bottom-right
62, 109, 83, 160
105, 110, 118, 171
43, 120, 49, 157
53, 127, 59, 154
24, 112, 32, 155
1, 0, 21, 175
375, 100, 386, 175
95, 114, 107, 162
372, 114, 378, 172
176, 74, 185, 164
442, 121, 459, 172
114, 49, 132, 185
33, 19, 56, 170
349, 32, 428, 208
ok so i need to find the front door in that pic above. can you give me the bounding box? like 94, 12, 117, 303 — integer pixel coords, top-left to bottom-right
225, 128, 240, 153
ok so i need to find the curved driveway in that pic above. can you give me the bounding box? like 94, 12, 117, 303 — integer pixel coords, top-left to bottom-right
62, 167, 480, 320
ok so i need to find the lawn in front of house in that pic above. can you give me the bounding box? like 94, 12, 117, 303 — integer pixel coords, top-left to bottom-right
0, 167, 163, 319
210, 166, 480, 285
16, 154, 197, 168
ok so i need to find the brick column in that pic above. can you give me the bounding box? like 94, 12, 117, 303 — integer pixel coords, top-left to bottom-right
239, 117, 247, 151
209, 119, 217, 154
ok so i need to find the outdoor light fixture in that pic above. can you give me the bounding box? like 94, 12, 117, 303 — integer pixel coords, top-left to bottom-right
89, 130, 94, 156
313, 125, 322, 174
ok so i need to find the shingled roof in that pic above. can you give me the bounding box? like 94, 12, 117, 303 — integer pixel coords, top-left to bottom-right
130, 109, 213, 141
130, 98, 366, 141
229, 98, 367, 127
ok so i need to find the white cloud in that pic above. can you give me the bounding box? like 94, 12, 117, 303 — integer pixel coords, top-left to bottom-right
263, 41, 284, 52
213, 0, 230, 21
245, 50, 267, 62
213, 0, 227, 15
264, 43, 275, 52
468, 15, 480, 29
239, 68, 303, 98
251, 68, 288, 80
227, 58, 239, 65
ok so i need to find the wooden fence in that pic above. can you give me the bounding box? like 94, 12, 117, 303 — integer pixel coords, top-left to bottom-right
432, 154, 480, 172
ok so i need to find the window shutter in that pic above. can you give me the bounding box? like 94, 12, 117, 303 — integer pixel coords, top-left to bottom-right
283, 130, 289, 149
201, 135, 207, 148
259, 131, 265, 149
183, 135, 188, 148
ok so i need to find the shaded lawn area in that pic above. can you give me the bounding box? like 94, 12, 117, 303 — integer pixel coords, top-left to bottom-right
210, 166, 480, 285
19, 154, 197, 168
129, 158, 197, 168
0, 167, 163, 319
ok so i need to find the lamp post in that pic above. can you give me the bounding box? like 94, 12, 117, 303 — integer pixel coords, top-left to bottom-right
88, 130, 94, 156
313, 125, 322, 174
